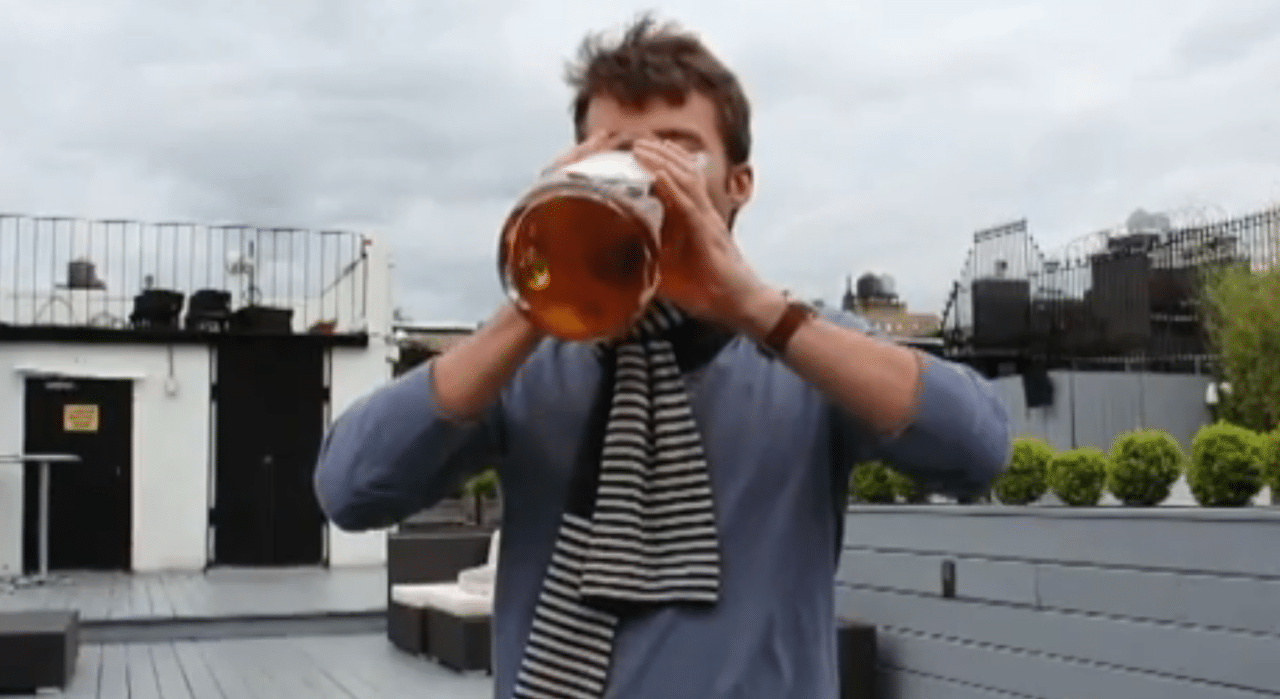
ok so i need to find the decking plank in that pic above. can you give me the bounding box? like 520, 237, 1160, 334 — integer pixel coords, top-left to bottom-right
0, 566, 385, 621
61, 642, 102, 699
150, 642, 196, 699
191, 638, 265, 699
171, 641, 229, 699
296, 637, 386, 698
125, 642, 163, 699
306, 634, 428, 697
96, 644, 129, 699
43, 634, 492, 699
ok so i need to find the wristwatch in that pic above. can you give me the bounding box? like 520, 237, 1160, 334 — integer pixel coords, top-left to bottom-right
761, 299, 818, 358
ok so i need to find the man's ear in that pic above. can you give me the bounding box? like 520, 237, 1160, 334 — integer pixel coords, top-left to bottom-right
727, 162, 754, 211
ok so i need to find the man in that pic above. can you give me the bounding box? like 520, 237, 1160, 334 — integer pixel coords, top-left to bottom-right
316, 15, 1010, 699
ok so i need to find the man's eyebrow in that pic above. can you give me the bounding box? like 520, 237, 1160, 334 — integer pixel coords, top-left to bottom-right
654, 128, 705, 145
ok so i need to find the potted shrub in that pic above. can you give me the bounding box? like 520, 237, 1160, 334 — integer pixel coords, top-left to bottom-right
1188, 422, 1264, 507
994, 438, 1053, 505
850, 461, 897, 504
464, 468, 500, 526
1260, 428, 1280, 504
1108, 429, 1184, 506
1047, 447, 1108, 506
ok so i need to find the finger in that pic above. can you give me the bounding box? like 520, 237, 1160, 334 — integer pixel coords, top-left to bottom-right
652, 170, 697, 258
634, 142, 692, 188
653, 168, 699, 214
653, 140, 700, 178
633, 139, 679, 169
630, 144, 665, 179
634, 139, 699, 184
636, 141, 713, 209
632, 148, 693, 209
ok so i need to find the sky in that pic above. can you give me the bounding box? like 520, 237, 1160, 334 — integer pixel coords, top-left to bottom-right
2, 0, 1279, 324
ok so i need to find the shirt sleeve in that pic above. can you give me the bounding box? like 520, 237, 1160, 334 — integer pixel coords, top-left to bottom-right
825, 310, 1011, 498
313, 359, 504, 531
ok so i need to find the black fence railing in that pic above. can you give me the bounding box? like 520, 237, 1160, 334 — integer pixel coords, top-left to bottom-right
0, 213, 369, 335
940, 206, 1280, 363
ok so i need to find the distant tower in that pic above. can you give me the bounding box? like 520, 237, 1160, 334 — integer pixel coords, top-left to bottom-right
841, 274, 856, 312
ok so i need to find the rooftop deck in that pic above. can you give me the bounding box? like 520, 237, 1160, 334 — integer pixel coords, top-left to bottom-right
0, 566, 386, 622
30, 633, 491, 699
1, 567, 491, 697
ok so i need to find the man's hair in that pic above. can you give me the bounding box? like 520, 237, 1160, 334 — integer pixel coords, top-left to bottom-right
565, 14, 752, 166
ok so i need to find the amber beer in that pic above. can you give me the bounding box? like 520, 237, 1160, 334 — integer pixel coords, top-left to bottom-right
498, 150, 703, 342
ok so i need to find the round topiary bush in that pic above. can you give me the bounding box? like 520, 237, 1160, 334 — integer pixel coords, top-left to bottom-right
994, 438, 1053, 505
850, 461, 896, 504
1107, 429, 1185, 506
1046, 447, 1108, 506
1188, 422, 1264, 507
1259, 428, 1280, 498
887, 469, 928, 503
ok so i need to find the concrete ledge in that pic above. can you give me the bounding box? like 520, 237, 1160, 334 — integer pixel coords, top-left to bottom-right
846, 504, 1280, 522
839, 504, 1280, 697
82, 609, 385, 644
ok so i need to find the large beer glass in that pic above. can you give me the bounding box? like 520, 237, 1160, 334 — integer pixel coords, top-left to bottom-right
498, 150, 706, 341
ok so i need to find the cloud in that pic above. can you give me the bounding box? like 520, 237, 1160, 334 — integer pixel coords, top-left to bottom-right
2, 0, 1279, 323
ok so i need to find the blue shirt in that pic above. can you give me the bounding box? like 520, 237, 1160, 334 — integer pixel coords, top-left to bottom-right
316, 311, 1010, 699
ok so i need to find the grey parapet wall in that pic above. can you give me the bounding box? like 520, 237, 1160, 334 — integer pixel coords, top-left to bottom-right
988, 370, 1213, 458
837, 506, 1280, 699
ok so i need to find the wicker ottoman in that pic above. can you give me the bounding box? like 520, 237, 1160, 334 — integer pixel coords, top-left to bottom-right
0, 610, 79, 693
419, 587, 493, 674
388, 584, 446, 655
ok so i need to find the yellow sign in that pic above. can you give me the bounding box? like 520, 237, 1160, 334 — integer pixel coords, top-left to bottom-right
63, 404, 99, 433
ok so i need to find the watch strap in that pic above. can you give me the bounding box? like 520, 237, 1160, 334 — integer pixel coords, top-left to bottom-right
762, 300, 817, 357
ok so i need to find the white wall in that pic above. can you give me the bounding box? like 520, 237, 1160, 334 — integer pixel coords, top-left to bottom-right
0, 338, 396, 574
323, 233, 397, 566
0, 343, 212, 574
0, 238, 397, 572
325, 340, 396, 567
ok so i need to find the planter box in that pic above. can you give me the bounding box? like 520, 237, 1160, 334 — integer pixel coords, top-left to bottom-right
0, 611, 79, 693
837, 506, 1280, 698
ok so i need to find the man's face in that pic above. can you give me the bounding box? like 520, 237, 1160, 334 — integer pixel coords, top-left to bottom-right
581, 92, 753, 228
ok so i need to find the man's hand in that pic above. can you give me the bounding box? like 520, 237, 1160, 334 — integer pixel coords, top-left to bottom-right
633, 141, 929, 439
632, 139, 786, 335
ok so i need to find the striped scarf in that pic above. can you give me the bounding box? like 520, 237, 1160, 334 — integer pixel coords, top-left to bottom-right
513, 302, 722, 699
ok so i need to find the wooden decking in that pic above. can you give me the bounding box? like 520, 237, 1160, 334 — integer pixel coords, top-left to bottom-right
0, 566, 385, 621
1, 567, 492, 697
33, 633, 492, 699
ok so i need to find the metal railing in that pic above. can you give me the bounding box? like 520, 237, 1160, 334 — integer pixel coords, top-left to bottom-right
0, 213, 370, 333
941, 205, 1280, 363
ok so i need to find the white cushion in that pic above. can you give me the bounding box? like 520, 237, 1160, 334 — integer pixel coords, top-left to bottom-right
457, 565, 495, 596
485, 530, 502, 566
452, 528, 501, 596
391, 582, 452, 608
418, 585, 492, 618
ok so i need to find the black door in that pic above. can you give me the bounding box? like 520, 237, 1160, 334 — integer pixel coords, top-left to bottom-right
212, 337, 327, 566
22, 377, 133, 573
